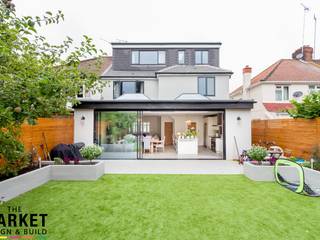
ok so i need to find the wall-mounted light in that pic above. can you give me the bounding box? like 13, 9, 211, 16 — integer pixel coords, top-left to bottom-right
237, 116, 241, 121
80, 115, 86, 126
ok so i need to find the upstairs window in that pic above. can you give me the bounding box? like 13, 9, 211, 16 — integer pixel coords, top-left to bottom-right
195, 51, 208, 64
113, 81, 144, 99
131, 51, 166, 64
178, 51, 185, 64
309, 85, 320, 93
198, 77, 215, 96
275, 86, 289, 101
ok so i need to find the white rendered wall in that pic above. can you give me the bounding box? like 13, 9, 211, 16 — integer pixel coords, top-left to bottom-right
144, 80, 158, 99
74, 109, 94, 146
158, 75, 230, 100
225, 109, 252, 160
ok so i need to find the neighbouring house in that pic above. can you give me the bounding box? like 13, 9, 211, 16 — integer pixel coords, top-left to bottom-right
74, 42, 254, 160
230, 46, 320, 119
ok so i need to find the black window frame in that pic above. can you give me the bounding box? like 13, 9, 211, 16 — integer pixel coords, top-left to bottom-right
178, 50, 185, 64
113, 81, 144, 99
197, 77, 215, 96
131, 50, 166, 65
195, 50, 209, 65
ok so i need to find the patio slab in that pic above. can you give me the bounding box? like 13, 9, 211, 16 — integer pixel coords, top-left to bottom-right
104, 160, 242, 174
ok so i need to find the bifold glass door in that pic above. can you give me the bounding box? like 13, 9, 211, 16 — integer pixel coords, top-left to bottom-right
94, 111, 143, 159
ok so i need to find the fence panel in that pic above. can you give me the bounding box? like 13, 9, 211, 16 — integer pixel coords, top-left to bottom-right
20, 116, 74, 159
252, 118, 320, 160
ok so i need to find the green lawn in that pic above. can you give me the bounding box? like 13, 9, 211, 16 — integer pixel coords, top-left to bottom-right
1, 175, 319, 240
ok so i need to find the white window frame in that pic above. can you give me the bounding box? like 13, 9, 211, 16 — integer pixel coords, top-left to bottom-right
131, 50, 166, 65
178, 51, 185, 64
275, 85, 289, 101
309, 85, 320, 93
195, 50, 209, 64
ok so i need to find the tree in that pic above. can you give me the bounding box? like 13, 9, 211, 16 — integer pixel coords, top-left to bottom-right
0, 3, 105, 176
287, 92, 320, 119
1, 0, 14, 10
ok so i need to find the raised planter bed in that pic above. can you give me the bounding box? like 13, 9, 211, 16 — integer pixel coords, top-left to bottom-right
244, 161, 320, 189
0, 161, 104, 202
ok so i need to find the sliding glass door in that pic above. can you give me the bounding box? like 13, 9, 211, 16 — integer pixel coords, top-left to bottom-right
94, 111, 143, 159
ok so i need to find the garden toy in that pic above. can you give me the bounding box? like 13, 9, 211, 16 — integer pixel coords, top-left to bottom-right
274, 159, 320, 197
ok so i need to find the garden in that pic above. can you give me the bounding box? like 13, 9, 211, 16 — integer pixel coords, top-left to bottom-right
1, 174, 320, 240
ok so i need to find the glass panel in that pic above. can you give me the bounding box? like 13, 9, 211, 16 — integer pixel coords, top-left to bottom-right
113, 81, 121, 99
139, 51, 158, 64
283, 86, 289, 100
202, 51, 208, 64
275, 87, 282, 101
178, 51, 185, 64
195, 51, 202, 64
198, 77, 206, 95
206, 77, 215, 95
122, 82, 136, 94
158, 51, 166, 64
95, 111, 138, 159
131, 51, 139, 64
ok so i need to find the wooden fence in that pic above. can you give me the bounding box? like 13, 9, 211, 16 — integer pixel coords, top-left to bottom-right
252, 118, 320, 160
20, 116, 74, 159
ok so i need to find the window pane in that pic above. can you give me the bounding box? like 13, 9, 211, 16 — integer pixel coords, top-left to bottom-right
206, 78, 215, 95
113, 81, 121, 99
198, 77, 206, 95
158, 51, 166, 64
178, 51, 185, 64
283, 87, 289, 100
275, 89, 282, 101
139, 51, 158, 64
195, 51, 202, 64
136, 81, 144, 93
122, 82, 136, 94
132, 51, 139, 64
94, 111, 138, 159
202, 51, 208, 64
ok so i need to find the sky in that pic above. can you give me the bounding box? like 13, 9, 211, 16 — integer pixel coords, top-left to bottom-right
14, 0, 320, 91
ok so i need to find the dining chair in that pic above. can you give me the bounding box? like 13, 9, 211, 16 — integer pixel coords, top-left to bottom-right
155, 136, 165, 152
143, 136, 152, 153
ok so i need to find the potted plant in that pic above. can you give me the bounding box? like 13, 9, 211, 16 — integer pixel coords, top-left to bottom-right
247, 145, 268, 165
80, 145, 103, 164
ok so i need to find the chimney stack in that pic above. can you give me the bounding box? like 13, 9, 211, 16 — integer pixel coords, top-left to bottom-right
292, 46, 314, 61
242, 65, 252, 99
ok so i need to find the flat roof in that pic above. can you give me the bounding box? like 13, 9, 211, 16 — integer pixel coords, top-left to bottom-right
74, 100, 255, 111
111, 42, 222, 49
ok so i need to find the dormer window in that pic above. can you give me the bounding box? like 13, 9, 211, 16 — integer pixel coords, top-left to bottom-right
131, 51, 166, 65
178, 51, 185, 64
195, 51, 208, 64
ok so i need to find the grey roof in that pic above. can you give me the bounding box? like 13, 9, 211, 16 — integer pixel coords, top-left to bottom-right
157, 65, 233, 74
102, 64, 233, 78
102, 68, 156, 78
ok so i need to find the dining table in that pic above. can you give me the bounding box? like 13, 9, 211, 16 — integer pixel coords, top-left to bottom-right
150, 139, 162, 153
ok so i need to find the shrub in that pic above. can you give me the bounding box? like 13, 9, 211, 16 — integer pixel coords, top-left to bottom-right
247, 145, 268, 161
80, 145, 103, 163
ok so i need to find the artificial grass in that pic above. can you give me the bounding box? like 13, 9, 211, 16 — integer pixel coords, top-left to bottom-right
1, 174, 319, 240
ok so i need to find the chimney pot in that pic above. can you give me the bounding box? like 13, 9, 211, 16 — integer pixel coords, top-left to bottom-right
243, 65, 252, 74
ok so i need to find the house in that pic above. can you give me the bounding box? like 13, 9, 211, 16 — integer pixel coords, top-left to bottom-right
74, 42, 254, 160
230, 46, 320, 119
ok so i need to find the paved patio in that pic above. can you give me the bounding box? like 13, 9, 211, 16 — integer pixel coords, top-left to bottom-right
104, 160, 242, 174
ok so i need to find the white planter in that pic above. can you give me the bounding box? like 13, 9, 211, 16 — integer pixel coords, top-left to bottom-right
0, 166, 51, 202
244, 161, 320, 187
51, 161, 104, 180
0, 161, 104, 202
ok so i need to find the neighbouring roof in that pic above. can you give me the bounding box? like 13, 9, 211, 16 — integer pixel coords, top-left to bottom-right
157, 65, 233, 75
230, 59, 320, 96
263, 103, 293, 112
78, 56, 112, 75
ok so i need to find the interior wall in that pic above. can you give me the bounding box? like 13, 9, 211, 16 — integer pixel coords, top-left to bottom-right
143, 116, 161, 136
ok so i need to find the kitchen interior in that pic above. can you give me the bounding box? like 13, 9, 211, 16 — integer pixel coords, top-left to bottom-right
142, 111, 224, 159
